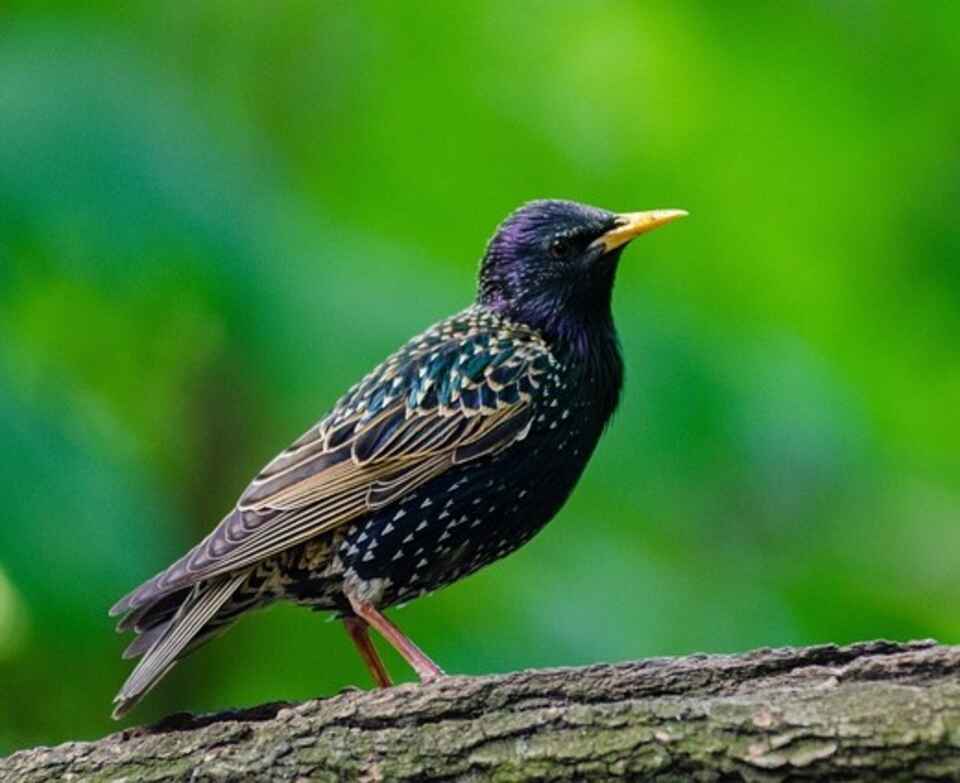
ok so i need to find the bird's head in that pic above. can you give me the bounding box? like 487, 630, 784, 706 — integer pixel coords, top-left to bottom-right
478, 200, 686, 347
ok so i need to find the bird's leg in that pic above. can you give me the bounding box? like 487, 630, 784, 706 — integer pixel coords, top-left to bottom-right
347, 596, 445, 682
343, 615, 393, 688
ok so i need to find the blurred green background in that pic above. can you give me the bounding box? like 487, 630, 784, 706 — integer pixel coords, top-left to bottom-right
1, 1, 958, 754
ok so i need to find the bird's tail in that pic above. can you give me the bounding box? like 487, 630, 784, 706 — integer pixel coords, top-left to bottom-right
111, 572, 247, 719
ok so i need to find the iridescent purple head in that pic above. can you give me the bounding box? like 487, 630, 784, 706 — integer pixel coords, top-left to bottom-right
478, 199, 687, 346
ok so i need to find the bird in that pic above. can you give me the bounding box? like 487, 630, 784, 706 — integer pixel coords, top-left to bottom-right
109, 199, 687, 719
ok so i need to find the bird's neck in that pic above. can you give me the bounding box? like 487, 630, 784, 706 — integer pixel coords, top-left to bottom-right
494, 296, 624, 426
551, 308, 624, 427
480, 276, 625, 425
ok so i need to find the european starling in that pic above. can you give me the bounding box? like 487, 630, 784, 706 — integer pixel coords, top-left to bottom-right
110, 199, 686, 718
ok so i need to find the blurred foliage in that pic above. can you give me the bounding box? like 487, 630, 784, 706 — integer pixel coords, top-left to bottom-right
1, 0, 958, 754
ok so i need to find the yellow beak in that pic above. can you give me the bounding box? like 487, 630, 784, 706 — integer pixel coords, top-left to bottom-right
592, 209, 688, 253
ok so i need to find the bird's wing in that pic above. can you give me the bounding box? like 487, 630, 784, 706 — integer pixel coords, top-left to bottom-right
112, 320, 555, 617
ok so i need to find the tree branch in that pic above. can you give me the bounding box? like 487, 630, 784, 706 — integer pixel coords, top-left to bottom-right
4, 640, 960, 781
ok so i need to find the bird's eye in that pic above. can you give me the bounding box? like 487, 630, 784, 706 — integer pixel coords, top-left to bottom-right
550, 237, 570, 258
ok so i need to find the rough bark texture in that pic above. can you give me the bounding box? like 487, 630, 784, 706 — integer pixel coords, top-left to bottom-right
4, 640, 960, 782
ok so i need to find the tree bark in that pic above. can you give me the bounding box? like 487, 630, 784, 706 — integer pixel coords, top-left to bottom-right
4, 640, 960, 782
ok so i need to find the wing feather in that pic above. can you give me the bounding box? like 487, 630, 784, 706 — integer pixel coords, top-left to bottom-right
111, 311, 555, 619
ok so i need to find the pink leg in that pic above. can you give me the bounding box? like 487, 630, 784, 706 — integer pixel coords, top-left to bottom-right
343, 616, 393, 688
347, 597, 445, 682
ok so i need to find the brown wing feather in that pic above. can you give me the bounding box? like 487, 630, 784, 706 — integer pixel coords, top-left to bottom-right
111, 318, 552, 618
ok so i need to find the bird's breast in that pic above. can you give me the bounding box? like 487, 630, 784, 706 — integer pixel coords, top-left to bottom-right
337, 381, 604, 608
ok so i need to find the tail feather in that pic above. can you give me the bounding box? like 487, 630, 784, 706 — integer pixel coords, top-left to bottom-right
122, 620, 173, 660
112, 573, 247, 719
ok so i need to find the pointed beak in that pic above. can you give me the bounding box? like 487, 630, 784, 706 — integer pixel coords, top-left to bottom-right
591, 209, 688, 253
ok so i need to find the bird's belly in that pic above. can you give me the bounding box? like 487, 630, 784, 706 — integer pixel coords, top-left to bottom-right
339, 425, 599, 607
